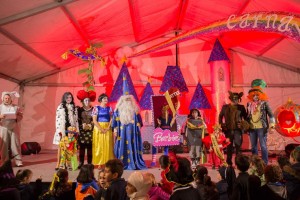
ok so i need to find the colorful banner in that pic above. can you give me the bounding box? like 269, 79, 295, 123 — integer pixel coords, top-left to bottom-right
130, 12, 300, 57
153, 128, 180, 146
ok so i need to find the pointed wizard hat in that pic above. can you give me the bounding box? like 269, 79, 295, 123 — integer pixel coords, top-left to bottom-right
123, 73, 130, 95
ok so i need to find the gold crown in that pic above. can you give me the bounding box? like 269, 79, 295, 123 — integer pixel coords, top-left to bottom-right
67, 126, 77, 132
213, 124, 222, 131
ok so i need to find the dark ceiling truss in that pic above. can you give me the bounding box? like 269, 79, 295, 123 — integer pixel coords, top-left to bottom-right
0, 72, 19, 84
257, 36, 285, 56
60, 5, 90, 45
230, 48, 300, 74
0, 0, 78, 26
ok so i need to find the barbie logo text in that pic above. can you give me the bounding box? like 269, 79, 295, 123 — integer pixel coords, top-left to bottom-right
153, 128, 180, 147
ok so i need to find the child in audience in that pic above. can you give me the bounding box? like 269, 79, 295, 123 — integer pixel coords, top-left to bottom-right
144, 172, 170, 200
126, 171, 152, 200
194, 165, 219, 200
16, 169, 42, 200
158, 155, 174, 194
75, 164, 99, 200
283, 146, 300, 200
249, 155, 266, 185
96, 158, 127, 200
230, 154, 250, 200
0, 159, 20, 200
39, 169, 74, 200
216, 166, 229, 200
277, 155, 291, 170
59, 126, 78, 170
165, 152, 200, 199
258, 165, 287, 200
97, 168, 106, 189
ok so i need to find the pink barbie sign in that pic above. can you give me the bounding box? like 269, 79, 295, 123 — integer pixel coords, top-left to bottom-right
153, 128, 180, 147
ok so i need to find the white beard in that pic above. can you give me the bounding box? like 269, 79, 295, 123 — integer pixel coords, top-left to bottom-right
116, 95, 139, 125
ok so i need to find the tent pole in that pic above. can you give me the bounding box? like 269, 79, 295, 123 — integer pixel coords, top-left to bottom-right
175, 31, 179, 66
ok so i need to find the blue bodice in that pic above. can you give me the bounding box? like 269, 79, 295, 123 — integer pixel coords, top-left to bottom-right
96, 106, 111, 122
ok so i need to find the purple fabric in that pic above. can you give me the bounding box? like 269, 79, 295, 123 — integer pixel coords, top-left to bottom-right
110, 62, 139, 102
208, 39, 230, 62
148, 185, 170, 200
139, 82, 154, 110
159, 65, 188, 93
189, 82, 211, 109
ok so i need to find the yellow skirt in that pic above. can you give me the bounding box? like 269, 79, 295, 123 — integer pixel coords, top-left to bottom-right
92, 122, 114, 165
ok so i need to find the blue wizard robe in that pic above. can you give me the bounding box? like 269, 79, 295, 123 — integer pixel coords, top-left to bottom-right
112, 110, 147, 170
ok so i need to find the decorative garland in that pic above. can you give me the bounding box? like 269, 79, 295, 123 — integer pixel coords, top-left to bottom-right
130, 12, 300, 57
61, 44, 105, 91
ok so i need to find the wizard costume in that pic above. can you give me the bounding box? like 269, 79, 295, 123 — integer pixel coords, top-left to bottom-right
112, 74, 146, 170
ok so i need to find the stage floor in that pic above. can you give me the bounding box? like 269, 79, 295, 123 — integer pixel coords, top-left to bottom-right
12, 150, 222, 183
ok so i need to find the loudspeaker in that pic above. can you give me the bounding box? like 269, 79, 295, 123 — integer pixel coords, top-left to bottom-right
21, 142, 41, 155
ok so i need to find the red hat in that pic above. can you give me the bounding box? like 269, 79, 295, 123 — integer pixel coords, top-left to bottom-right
77, 90, 96, 102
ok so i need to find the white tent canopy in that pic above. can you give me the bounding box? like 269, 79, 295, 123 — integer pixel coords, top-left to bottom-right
0, 0, 299, 149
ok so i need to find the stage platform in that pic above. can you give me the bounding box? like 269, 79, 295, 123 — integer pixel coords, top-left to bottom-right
12, 149, 281, 184
12, 150, 222, 183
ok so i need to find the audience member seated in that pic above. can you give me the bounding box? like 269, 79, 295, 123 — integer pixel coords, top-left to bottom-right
258, 165, 287, 200
231, 154, 250, 200
144, 172, 170, 200
0, 159, 20, 200
95, 158, 127, 200
166, 152, 200, 200
16, 169, 42, 200
39, 169, 75, 200
283, 146, 300, 200
194, 165, 219, 200
126, 171, 152, 200
75, 164, 99, 200
249, 155, 266, 186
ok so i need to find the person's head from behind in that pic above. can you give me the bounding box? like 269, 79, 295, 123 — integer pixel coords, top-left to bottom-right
49, 169, 71, 197
218, 166, 226, 181
104, 159, 124, 183
16, 169, 33, 184
235, 154, 250, 172
159, 155, 170, 170
126, 172, 152, 199
194, 165, 213, 186
290, 146, 300, 164
250, 155, 266, 176
98, 168, 106, 188
144, 172, 156, 186
264, 165, 283, 183
277, 155, 291, 169
76, 164, 94, 184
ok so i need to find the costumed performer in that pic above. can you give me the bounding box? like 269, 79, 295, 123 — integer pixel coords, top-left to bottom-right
246, 79, 275, 164
185, 108, 207, 168
202, 124, 230, 169
0, 91, 23, 166
59, 126, 78, 170
92, 93, 114, 168
218, 91, 247, 165
76, 90, 96, 169
112, 75, 147, 170
150, 103, 176, 167
53, 92, 79, 170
